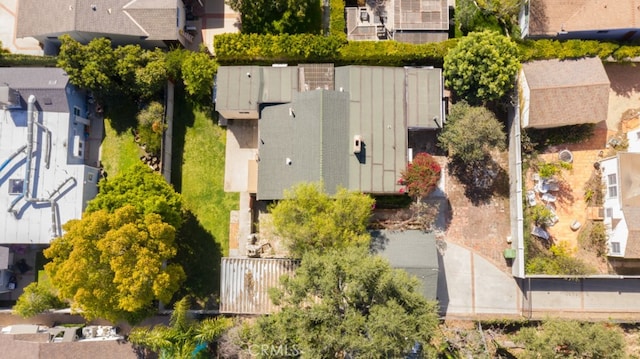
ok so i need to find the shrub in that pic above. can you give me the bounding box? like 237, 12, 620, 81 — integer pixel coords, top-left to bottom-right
14, 281, 66, 318
329, 0, 346, 39
584, 170, 604, 206
526, 242, 596, 275
400, 153, 442, 198
578, 221, 608, 257
529, 204, 554, 227
537, 161, 571, 179
136, 101, 165, 155
526, 123, 595, 150
0, 54, 57, 67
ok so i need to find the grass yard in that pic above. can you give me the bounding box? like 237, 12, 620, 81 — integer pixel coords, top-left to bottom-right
178, 104, 237, 256
100, 118, 141, 176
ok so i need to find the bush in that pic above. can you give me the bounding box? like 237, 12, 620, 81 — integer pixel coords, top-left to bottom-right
537, 161, 572, 179
525, 123, 595, 151
14, 281, 66, 318
136, 101, 165, 155
584, 170, 604, 206
526, 243, 596, 275
329, 0, 346, 39
0, 54, 57, 67
578, 221, 608, 257
400, 153, 441, 198
529, 204, 554, 227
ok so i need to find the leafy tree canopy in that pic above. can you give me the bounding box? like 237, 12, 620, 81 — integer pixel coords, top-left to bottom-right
129, 297, 232, 359
227, 0, 321, 34
400, 153, 442, 199
515, 320, 625, 358
269, 182, 374, 257
44, 206, 185, 323
438, 101, 506, 164
87, 162, 183, 229
181, 50, 217, 101
444, 30, 520, 104
456, 0, 523, 35
57, 35, 168, 100
244, 247, 440, 358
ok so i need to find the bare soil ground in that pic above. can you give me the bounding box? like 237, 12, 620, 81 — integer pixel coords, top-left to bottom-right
442, 151, 513, 274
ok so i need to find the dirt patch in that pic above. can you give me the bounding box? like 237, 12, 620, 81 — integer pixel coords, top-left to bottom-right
443, 151, 513, 274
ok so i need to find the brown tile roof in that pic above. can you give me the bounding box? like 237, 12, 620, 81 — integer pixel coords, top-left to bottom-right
529, 0, 640, 36
521, 57, 610, 128
0, 333, 138, 359
17, 0, 178, 41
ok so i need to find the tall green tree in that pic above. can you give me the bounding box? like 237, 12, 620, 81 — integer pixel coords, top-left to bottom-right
269, 182, 374, 258
515, 320, 625, 358
438, 101, 506, 164
443, 30, 520, 104
181, 50, 217, 101
44, 206, 185, 323
58, 35, 116, 95
227, 0, 321, 34
86, 162, 183, 229
244, 247, 440, 358
130, 297, 232, 359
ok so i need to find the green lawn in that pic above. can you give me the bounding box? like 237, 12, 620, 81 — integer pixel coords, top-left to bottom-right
179, 107, 237, 256
100, 119, 142, 176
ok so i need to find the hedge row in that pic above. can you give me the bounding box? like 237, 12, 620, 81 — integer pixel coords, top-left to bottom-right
0, 54, 57, 67
329, 0, 347, 40
214, 32, 640, 65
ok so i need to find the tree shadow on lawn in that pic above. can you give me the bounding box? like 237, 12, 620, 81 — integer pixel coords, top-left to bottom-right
170, 84, 195, 192
448, 155, 509, 206
173, 210, 223, 307
102, 92, 139, 134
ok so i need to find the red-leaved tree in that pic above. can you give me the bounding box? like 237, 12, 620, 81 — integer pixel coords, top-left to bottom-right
400, 153, 442, 199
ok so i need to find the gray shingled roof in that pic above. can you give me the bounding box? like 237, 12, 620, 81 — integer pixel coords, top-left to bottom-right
372, 230, 439, 300
521, 57, 610, 129
17, 0, 178, 40
257, 90, 350, 200
0, 67, 71, 113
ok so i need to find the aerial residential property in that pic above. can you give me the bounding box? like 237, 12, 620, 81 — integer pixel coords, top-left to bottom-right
16, 0, 192, 52
0, 68, 101, 244
345, 0, 450, 43
217, 64, 445, 200
520, 0, 640, 41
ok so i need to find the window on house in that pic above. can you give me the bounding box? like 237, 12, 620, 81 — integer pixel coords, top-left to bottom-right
606, 208, 613, 218
74, 107, 81, 116
611, 242, 621, 254
608, 174, 618, 198
8, 179, 24, 195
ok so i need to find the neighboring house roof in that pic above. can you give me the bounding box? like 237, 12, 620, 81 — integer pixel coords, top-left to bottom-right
0, 332, 137, 359
0, 68, 70, 112
219, 257, 299, 315
528, 0, 640, 37
217, 65, 444, 200
16, 0, 179, 41
0, 68, 99, 244
520, 57, 610, 128
345, 0, 449, 43
372, 230, 439, 300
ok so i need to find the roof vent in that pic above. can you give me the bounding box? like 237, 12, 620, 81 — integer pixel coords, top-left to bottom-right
353, 135, 363, 154
289, 107, 295, 117
285, 158, 292, 165
91, 4, 97, 11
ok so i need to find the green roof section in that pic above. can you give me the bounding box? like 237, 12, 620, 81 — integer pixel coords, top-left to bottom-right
258, 91, 350, 200
217, 64, 444, 200
372, 230, 440, 301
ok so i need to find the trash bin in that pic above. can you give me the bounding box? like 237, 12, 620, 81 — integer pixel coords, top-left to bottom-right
503, 248, 516, 259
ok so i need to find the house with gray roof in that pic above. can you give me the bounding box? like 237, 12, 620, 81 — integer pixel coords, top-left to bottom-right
0, 68, 100, 244
216, 64, 445, 200
518, 57, 610, 129
16, 0, 191, 51
519, 0, 640, 41
345, 0, 450, 43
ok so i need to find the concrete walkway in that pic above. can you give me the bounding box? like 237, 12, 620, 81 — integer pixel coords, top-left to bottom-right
162, 81, 174, 183
438, 241, 521, 318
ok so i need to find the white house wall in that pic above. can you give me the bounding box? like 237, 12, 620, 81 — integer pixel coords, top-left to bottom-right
518, 69, 531, 128
600, 156, 627, 256
628, 126, 640, 153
